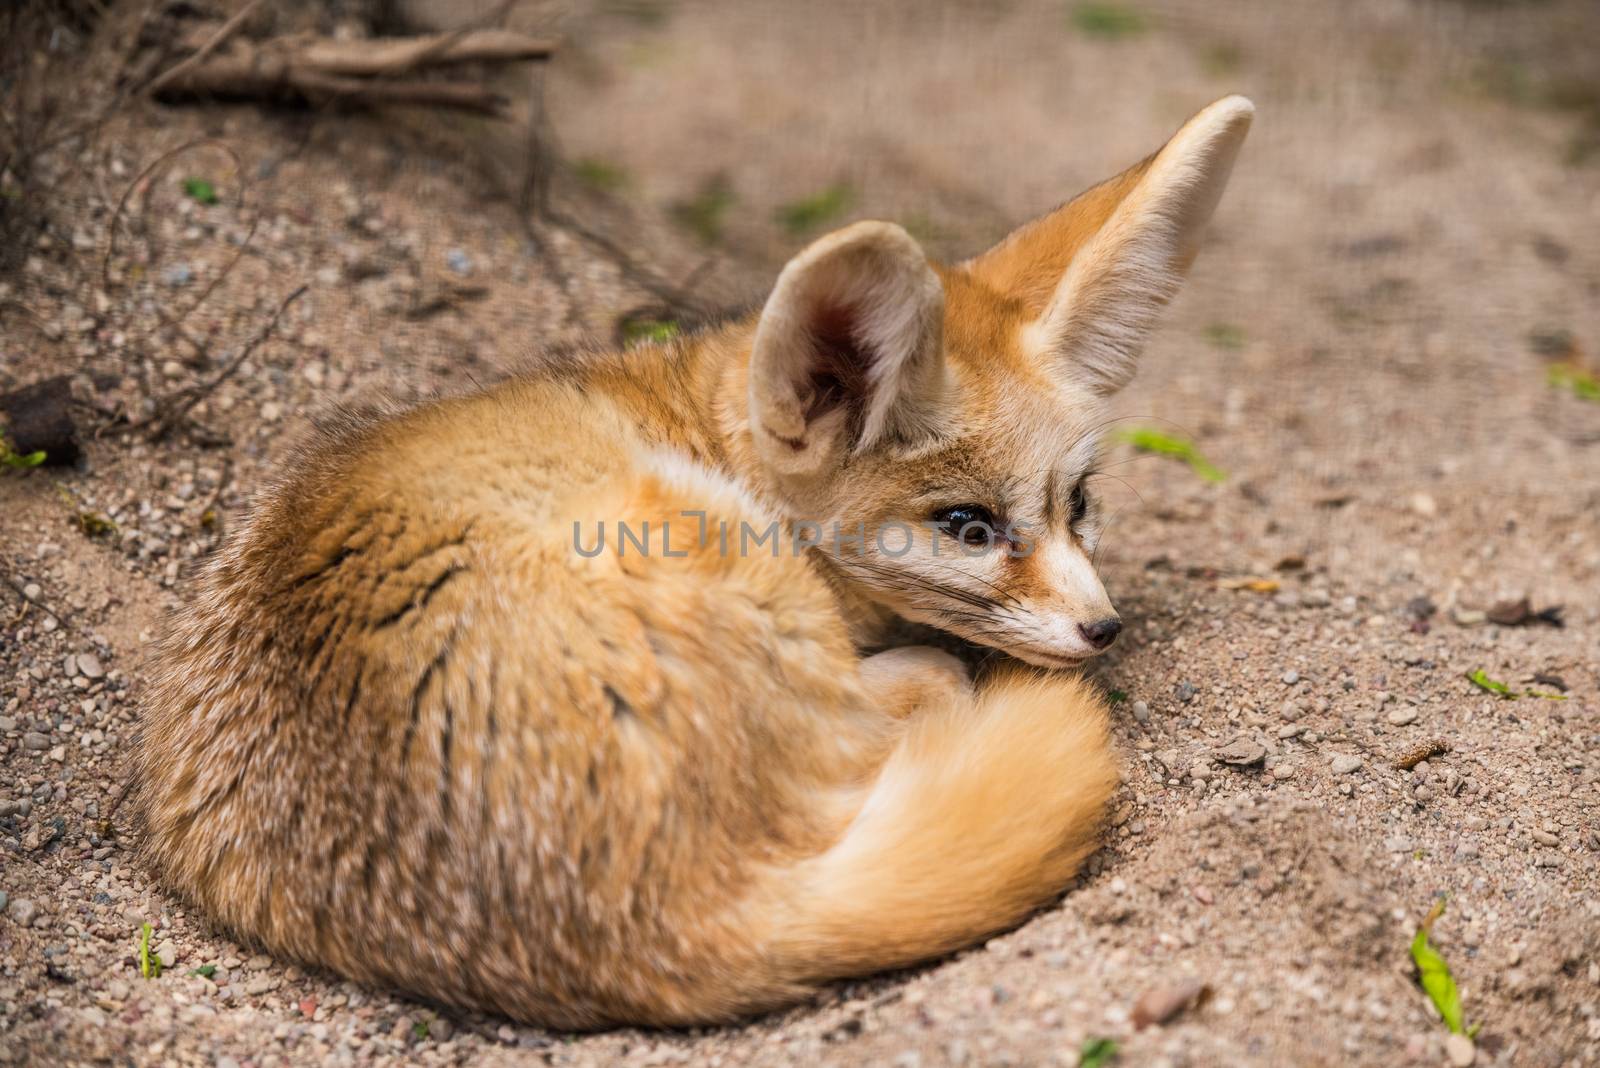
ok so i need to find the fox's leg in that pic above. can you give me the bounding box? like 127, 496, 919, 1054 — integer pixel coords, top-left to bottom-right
858, 646, 973, 719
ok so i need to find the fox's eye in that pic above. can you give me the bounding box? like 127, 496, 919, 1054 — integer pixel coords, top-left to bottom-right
931, 504, 998, 546
1069, 480, 1090, 526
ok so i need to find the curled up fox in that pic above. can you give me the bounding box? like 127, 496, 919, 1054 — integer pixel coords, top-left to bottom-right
138, 97, 1253, 1028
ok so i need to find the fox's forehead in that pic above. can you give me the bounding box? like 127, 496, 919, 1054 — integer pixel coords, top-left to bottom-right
936, 266, 1041, 383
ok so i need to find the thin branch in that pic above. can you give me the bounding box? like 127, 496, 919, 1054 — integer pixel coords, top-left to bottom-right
1, 570, 61, 631
144, 283, 308, 442
291, 29, 557, 76
142, 0, 263, 96
155, 57, 515, 115
150, 27, 556, 117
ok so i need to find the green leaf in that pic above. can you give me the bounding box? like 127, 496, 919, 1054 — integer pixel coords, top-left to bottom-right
777, 183, 853, 235
182, 177, 219, 205
76, 511, 118, 538
1071, 3, 1146, 39
573, 157, 628, 192
1203, 322, 1247, 350
1107, 689, 1128, 705
1115, 427, 1226, 483
1466, 669, 1515, 699
188, 964, 217, 978
1547, 363, 1600, 402
413, 1016, 430, 1040
670, 176, 736, 244
1, 448, 46, 469
137, 922, 161, 979
621, 318, 680, 346
1079, 1036, 1120, 1068
1410, 900, 1469, 1035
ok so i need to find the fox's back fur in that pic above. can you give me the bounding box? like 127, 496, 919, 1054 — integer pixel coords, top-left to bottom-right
138, 97, 1252, 1027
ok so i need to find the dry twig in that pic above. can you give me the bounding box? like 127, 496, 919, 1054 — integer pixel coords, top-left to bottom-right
143, 283, 308, 441
150, 27, 556, 116
142, 0, 263, 97
101, 137, 257, 330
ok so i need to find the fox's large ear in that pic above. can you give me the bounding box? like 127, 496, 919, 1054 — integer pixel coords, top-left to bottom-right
965, 95, 1254, 396
749, 221, 949, 475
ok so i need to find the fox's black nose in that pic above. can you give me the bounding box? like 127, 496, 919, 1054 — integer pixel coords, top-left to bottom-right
1079, 617, 1123, 650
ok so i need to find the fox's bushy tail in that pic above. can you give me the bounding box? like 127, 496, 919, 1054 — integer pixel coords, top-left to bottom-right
771, 669, 1117, 978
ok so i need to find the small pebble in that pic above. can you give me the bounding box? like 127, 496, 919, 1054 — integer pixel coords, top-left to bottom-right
1386, 709, 1417, 726
1330, 754, 1363, 775
1281, 670, 1300, 685
76, 652, 105, 679
1213, 739, 1266, 767
1445, 1032, 1475, 1067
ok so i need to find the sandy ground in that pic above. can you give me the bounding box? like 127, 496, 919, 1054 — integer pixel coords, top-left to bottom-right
3, 0, 1599, 1065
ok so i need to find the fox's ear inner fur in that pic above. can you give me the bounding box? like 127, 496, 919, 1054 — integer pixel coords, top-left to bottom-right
750, 221, 949, 473
966, 95, 1254, 396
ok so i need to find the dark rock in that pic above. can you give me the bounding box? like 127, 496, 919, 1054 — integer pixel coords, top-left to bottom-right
0, 375, 80, 466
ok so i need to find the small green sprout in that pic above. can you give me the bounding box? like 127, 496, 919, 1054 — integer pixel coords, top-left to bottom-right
1071, 3, 1146, 39
1466, 669, 1514, 698
1548, 363, 1600, 402
1079, 1036, 1121, 1067
188, 964, 217, 978
671, 176, 736, 244
76, 511, 117, 538
182, 177, 219, 205
777, 184, 853, 235
2, 448, 46, 469
1411, 900, 1480, 1037
137, 922, 161, 979
1115, 427, 1226, 483
1466, 669, 1568, 700
622, 318, 680, 346
573, 158, 628, 192
1203, 322, 1247, 350
1107, 689, 1128, 705
1, 432, 46, 469
1202, 42, 1244, 76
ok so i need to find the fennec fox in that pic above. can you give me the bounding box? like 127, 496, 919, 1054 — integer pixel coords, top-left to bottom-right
139, 97, 1252, 1027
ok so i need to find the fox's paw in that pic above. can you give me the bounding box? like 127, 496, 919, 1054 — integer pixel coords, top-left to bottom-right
859, 645, 973, 719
